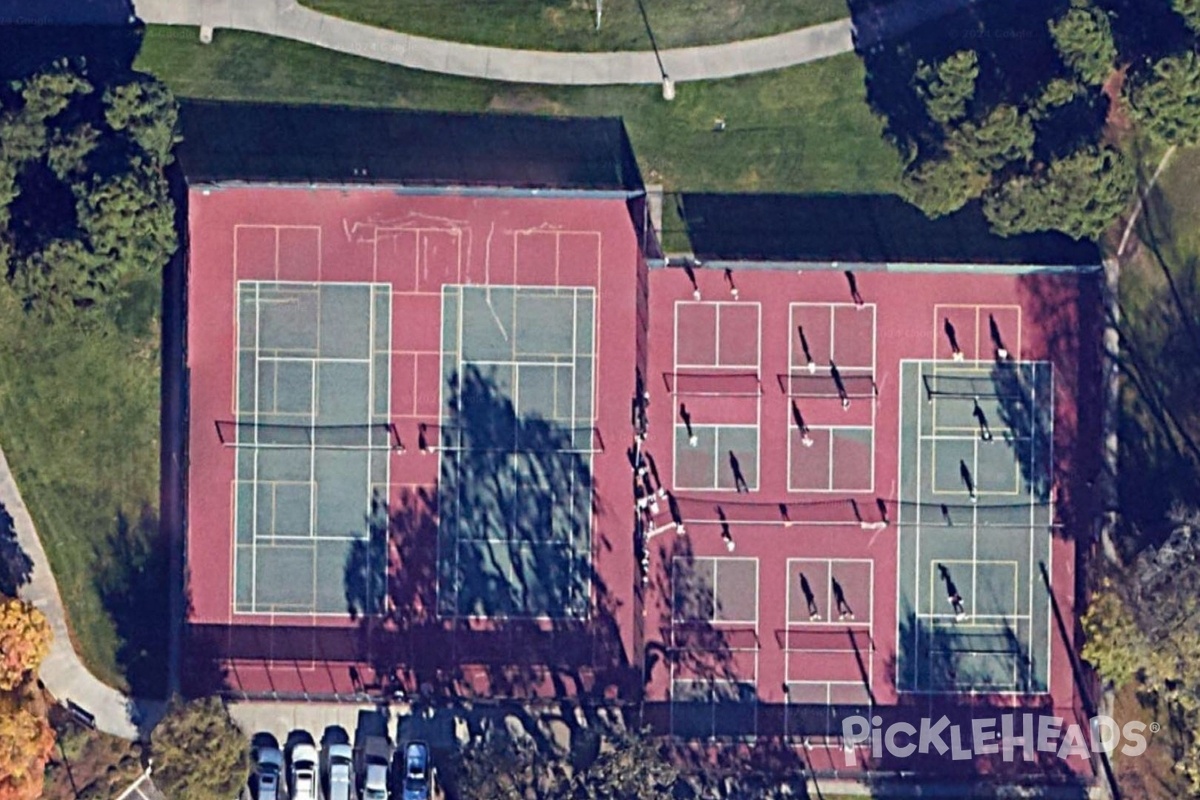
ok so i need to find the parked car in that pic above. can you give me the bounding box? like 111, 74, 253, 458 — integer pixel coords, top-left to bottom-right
289, 741, 320, 800
400, 741, 431, 800
326, 742, 354, 800
355, 734, 391, 800
250, 738, 284, 800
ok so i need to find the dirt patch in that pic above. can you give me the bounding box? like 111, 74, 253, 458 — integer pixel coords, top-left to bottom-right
42, 703, 144, 800
1110, 682, 1188, 798
1103, 67, 1133, 143
486, 91, 567, 115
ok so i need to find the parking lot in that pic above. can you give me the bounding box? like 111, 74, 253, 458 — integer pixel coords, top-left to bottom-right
234, 702, 446, 800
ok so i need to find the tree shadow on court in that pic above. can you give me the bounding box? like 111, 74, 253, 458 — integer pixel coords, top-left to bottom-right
334, 363, 640, 762
989, 360, 1056, 505
94, 506, 171, 700
0, 501, 33, 597
638, 533, 830, 796
879, 604, 1093, 792
1009, 271, 1106, 551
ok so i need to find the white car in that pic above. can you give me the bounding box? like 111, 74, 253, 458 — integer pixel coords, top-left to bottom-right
326, 742, 354, 800
289, 742, 320, 800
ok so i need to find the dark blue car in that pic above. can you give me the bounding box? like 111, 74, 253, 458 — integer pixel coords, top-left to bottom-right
401, 741, 430, 800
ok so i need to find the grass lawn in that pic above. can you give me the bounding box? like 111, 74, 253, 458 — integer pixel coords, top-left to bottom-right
299, 0, 848, 52
0, 283, 161, 691
136, 26, 899, 206
1144, 145, 1200, 262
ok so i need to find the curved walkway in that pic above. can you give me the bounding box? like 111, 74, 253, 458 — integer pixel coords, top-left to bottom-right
0, 444, 139, 739
133, 0, 854, 85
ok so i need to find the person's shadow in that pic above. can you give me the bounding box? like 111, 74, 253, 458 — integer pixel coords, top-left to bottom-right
728, 451, 749, 493
832, 577, 854, 619
937, 563, 959, 598
799, 572, 819, 618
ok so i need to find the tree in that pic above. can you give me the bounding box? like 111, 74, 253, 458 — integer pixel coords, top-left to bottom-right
1081, 579, 1153, 688
453, 731, 560, 800
564, 730, 678, 799
1034, 77, 1084, 116
18, 67, 91, 122
950, 103, 1036, 171
0, 597, 51, 692
46, 124, 100, 181
983, 145, 1133, 239
1083, 507, 1200, 792
912, 50, 979, 124
104, 80, 180, 164
1125, 50, 1200, 147
899, 149, 988, 218
1048, 0, 1118, 86
74, 162, 176, 293
11, 239, 106, 314
0, 690, 55, 800
1173, 0, 1200, 34
0, 64, 179, 314
150, 697, 249, 800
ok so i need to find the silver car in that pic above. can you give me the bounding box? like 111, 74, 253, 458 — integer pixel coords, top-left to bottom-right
289, 742, 320, 800
326, 742, 354, 800
250, 737, 283, 800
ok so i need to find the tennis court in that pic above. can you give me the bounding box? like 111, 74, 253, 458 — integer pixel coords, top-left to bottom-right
669, 554, 761, 738
896, 359, 1053, 693
435, 285, 599, 619
228, 281, 395, 615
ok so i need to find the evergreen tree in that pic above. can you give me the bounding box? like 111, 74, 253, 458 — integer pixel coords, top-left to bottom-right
984, 145, 1133, 239
912, 50, 979, 124
1126, 50, 1200, 147
1048, 0, 1118, 86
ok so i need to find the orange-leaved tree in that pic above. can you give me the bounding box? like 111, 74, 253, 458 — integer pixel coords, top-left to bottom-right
0, 597, 51, 691
0, 689, 55, 800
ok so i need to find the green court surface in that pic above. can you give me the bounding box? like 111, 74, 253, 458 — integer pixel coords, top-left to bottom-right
437, 285, 597, 619
896, 360, 1053, 693
231, 281, 392, 615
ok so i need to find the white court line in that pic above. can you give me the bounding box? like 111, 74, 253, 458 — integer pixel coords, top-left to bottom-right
671, 556, 759, 626
972, 430, 979, 618
251, 282, 262, 612
913, 361, 923, 687
785, 558, 874, 627
257, 355, 371, 364
895, 360, 907, 691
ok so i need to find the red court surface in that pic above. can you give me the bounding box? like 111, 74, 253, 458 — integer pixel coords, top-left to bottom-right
185, 187, 644, 701
185, 184, 1102, 780
638, 265, 1101, 777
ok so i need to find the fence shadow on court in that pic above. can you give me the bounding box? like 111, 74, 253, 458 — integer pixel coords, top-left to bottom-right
879, 604, 1092, 791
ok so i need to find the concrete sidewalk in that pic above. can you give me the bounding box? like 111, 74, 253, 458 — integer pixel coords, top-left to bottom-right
134, 0, 854, 85
0, 444, 140, 739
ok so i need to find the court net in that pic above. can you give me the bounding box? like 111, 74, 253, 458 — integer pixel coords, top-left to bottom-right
778, 372, 876, 399
421, 422, 604, 454
215, 420, 401, 449
922, 373, 1030, 401
664, 371, 761, 397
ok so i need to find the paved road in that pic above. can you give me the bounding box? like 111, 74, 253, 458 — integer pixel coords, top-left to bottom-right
133, 0, 854, 85
0, 444, 140, 739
